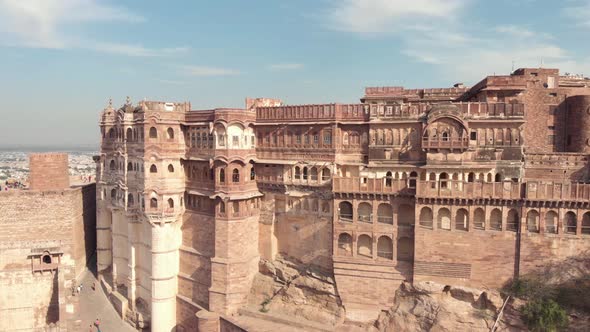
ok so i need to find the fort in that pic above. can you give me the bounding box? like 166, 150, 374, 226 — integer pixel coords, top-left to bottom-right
0, 153, 96, 331
96, 68, 590, 331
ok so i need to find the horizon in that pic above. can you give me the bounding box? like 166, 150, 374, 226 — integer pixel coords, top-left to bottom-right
1, 0, 590, 146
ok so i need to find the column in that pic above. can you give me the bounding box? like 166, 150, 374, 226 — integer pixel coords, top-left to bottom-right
127, 244, 137, 311
539, 208, 546, 235
96, 205, 113, 272
151, 221, 180, 332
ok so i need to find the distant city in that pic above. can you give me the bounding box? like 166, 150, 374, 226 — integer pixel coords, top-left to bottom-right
0, 147, 97, 185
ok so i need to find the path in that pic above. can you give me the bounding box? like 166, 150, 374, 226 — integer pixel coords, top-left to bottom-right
74, 269, 136, 332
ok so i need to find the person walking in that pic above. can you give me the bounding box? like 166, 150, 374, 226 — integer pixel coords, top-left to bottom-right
89, 324, 93, 332
95, 318, 101, 332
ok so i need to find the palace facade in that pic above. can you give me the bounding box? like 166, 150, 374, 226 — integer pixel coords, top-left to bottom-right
96, 68, 590, 331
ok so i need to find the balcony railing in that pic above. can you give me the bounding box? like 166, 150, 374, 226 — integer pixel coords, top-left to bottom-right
525, 182, 590, 202
422, 138, 469, 150
358, 214, 372, 223
333, 177, 414, 194
417, 180, 521, 199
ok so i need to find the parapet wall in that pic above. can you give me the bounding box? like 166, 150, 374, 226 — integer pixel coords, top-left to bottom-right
29, 153, 70, 191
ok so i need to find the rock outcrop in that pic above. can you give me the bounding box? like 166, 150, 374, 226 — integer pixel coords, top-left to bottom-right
248, 255, 345, 326
373, 281, 526, 332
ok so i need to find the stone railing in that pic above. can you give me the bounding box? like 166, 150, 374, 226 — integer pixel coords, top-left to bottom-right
417, 180, 521, 199
332, 177, 414, 195
422, 137, 469, 150
256, 103, 368, 122
525, 182, 590, 202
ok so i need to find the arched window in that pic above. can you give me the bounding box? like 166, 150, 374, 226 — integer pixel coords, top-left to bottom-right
322, 168, 331, 181
582, 212, 590, 234
467, 172, 475, 182
507, 209, 519, 231
486, 173, 492, 182
409, 171, 418, 188
127, 162, 133, 171
442, 131, 449, 141
166, 127, 174, 139
438, 208, 451, 230
232, 168, 240, 183
219, 168, 225, 183
310, 167, 318, 181
42, 254, 52, 264
358, 202, 372, 223
439, 173, 448, 189
168, 164, 174, 173
150, 164, 157, 173
357, 235, 372, 258
565, 212, 577, 234
150, 198, 158, 209
455, 208, 468, 231
338, 201, 353, 222
294, 166, 301, 180
232, 201, 240, 216
126, 128, 133, 141
527, 210, 540, 233
495, 173, 502, 182
377, 236, 393, 260
219, 201, 226, 213
149, 127, 158, 139
110, 189, 116, 200
419, 207, 433, 228
127, 193, 134, 207
490, 208, 502, 230
377, 203, 393, 224
167, 198, 174, 209
338, 233, 353, 256
545, 211, 558, 234
250, 167, 256, 181
302, 167, 308, 180
474, 208, 485, 229
385, 171, 392, 187
110, 160, 116, 170
108, 128, 114, 138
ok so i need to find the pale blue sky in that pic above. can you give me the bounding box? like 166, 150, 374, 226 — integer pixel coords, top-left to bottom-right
0, 0, 589, 147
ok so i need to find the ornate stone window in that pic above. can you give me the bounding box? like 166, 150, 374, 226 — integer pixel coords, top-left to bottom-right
29, 249, 62, 273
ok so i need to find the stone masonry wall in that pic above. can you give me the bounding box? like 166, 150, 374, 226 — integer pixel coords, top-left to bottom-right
29, 153, 70, 191
0, 185, 96, 331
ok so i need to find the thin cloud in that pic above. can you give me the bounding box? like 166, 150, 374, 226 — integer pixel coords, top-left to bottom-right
323, 0, 589, 83
181, 65, 241, 77
267, 63, 304, 71
0, 0, 184, 56
326, 0, 468, 34
88, 42, 189, 57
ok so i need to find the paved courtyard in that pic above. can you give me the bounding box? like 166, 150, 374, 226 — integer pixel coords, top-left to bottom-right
74, 269, 136, 332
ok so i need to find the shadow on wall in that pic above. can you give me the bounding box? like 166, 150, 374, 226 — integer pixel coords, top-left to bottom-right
83, 184, 98, 277
46, 270, 59, 325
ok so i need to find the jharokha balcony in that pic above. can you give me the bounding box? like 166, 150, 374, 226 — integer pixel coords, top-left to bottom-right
421, 137, 469, 150
332, 177, 415, 195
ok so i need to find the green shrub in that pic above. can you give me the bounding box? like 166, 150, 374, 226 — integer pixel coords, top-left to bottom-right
503, 278, 555, 301
521, 299, 568, 332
